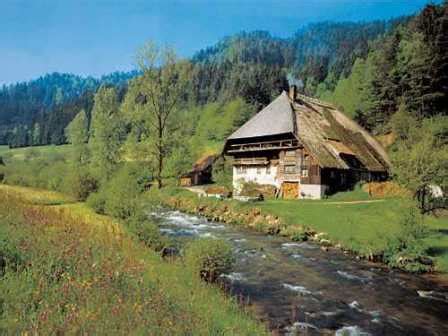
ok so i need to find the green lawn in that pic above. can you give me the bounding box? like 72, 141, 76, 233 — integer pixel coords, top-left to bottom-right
255, 195, 448, 272
0, 144, 72, 161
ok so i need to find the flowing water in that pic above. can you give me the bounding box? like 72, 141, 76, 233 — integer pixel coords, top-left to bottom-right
150, 209, 448, 335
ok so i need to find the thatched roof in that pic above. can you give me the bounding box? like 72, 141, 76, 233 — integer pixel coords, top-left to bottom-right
181, 154, 217, 178
192, 154, 217, 172
225, 91, 390, 172
228, 92, 295, 140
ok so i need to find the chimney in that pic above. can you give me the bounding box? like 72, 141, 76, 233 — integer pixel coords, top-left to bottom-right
289, 85, 297, 101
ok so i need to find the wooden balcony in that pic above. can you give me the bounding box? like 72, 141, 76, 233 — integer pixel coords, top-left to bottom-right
233, 157, 269, 166
227, 139, 299, 153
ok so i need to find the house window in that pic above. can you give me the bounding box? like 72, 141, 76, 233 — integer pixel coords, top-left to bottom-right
301, 168, 308, 177
257, 167, 264, 174
266, 165, 271, 174
285, 165, 297, 174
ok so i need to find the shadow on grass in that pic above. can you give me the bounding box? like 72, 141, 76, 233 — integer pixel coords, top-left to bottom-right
427, 246, 448, 257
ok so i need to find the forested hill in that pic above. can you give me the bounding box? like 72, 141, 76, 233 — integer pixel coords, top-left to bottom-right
188, 21, 396, 106
0, 71, 138, 147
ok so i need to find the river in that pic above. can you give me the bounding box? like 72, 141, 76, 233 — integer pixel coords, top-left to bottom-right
150, 209, 448, 335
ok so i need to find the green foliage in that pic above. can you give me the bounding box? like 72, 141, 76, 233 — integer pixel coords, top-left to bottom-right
65, 109, 90, 166
383, 206, 431, 272
126, 212, 168, 252
184, 238, 234, 282
212, 156, 233, 189
124, 42, 192, 188
86, 191, 107, 214
391, 115, 448, 210
64, 169, 98, 201
87, 164, 149, 219
324, 2, 448, 131
0, 72, 137, 148
89, 86, 125, 180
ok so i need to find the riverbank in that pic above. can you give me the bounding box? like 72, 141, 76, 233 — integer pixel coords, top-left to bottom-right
152, 208, 448, 335
147, 187, 448, 274
0, 184, 268, 335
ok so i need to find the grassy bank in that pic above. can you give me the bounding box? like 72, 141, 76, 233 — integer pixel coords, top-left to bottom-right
151, 187, 448, 273
0, 185, 267, 335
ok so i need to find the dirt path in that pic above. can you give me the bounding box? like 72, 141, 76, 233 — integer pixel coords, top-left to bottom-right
316, 199, 386, 205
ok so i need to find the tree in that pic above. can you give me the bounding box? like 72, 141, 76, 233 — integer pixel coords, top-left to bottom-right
134, 42, 192, 188
65, 109, 89, 166
391, 116, 448, 212
89, 86, 124, 180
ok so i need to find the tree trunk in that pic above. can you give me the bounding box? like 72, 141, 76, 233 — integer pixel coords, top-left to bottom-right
157, 152, 163, 189
157, 115, 163, 189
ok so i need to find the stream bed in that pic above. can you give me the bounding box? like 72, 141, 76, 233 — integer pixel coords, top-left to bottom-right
150, 209, 448, 335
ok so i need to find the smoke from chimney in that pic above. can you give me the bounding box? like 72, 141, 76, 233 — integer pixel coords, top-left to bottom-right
286, 73, 304, 90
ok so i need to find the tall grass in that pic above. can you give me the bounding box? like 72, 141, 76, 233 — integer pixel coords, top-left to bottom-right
0, 188, 267, 335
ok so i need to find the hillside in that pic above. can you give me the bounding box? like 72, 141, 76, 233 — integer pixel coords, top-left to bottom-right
0, 71, 138, 147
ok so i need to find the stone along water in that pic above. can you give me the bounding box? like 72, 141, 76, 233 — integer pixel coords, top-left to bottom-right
150, 210, 448, 335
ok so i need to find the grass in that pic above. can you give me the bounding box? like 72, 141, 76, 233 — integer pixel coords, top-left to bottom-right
254, 197, 448, 272
0, 144, 72, 162
0, 184, 268, 335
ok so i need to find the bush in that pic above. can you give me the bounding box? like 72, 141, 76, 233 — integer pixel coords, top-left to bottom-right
126, 212, 168, 252
64, 170, 98, 201
87, 165, 149, 219
86, 192, 107, 214
383, 206, 431, 272
184, 238, 234, 282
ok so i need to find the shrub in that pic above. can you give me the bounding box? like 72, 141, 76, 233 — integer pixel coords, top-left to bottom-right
184, 238, 234, 282
87, 165, 148, 219
64, 170, 98, 201
86, 192, 107, 214
103, 167, 142, 219
383, 206, 431, 272
126, 212, 168, 252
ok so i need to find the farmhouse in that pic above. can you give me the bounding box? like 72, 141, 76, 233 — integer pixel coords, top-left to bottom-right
224, 87, 390, 199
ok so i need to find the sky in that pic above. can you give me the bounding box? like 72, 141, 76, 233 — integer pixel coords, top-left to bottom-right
0, 0, 440, 85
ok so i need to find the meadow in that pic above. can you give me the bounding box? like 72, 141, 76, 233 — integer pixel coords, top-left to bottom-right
0, 184, 267, 335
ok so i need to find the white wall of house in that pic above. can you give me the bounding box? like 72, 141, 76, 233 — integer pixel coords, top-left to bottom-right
232, 164, 329, 199
233, 165, 279, 195
299, 184, 327, 199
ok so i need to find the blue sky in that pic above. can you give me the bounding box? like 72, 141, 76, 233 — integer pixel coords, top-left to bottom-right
0, 0, 440, 85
